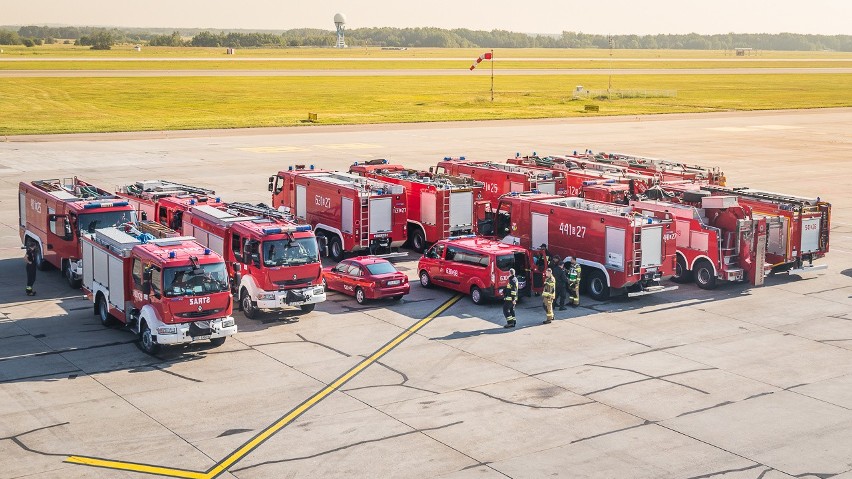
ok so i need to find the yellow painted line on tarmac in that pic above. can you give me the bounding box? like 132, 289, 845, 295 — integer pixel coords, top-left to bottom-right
65, 294, 463, 478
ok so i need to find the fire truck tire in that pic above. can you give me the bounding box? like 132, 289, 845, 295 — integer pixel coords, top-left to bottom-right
30, 242, 50, 271
329, 238, 344, 262
139, 321, 161, 356
96, 293, 116, 327
240, 289, 259, 319
64, 261, 82, 289
694, 260, 718, 290
210, 337, 226, 347
672, 256, 693, 284
419, 270, 433, 288
470, 286, 484, 305
410, 228, 426, 253
300, 304, 316, 313
586, 269, 610, 301
355, 287, 367, 305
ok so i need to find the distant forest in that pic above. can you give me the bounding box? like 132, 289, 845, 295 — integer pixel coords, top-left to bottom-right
1, 25, 851, 51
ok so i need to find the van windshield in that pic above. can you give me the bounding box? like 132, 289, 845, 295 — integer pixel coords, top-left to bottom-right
263, 238, 319, 267
79, 210, 138, 234
163, 262, 229, 297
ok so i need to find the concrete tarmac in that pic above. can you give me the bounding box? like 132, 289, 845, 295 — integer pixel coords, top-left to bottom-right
1, 109, 851, 478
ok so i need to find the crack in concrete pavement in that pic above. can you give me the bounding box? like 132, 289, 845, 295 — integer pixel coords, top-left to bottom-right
0, 422, 70, 458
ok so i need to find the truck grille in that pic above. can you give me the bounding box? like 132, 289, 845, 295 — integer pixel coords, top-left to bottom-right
177, 308, 223, 319
274, 278, 312, 288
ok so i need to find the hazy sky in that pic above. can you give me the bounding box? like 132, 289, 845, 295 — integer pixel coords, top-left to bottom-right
5, 0, 851, 35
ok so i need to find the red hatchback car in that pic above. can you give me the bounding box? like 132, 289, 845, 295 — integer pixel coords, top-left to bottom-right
322, 256, 410, 304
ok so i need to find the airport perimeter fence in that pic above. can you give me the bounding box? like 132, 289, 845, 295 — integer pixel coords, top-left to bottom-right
573, 89, 678, 100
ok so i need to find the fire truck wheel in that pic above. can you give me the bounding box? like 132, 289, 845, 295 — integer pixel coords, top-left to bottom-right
586, 269, 610, 301
139, 321, 161, 356
694, 260, 718, 290
209, 337, 226, 347
355, 287, 367, 305
300, 304, 316, 313
329, 238, 344, 262
96, 294, 116, 327
64, 261, 82, 289
672, 256, 693, 284
470, 285, 484, 305
419, 270, 432, 288
240, 289, 259, 319
411, 228, 426, 253
31, 242, 50, 271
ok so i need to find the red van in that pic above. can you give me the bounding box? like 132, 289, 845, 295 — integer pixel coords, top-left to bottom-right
417, 236, 541, 304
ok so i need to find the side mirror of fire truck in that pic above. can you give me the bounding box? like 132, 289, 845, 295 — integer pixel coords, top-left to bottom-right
429, 167, 434, 173
142, 269, 153, 295
268, 177, 274, 192
316, 236, 329, 256
140, 211, 148, 221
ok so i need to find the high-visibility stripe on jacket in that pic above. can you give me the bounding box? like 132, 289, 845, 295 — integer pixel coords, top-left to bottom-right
567, 264, 581, 283
542, 276, 556, 300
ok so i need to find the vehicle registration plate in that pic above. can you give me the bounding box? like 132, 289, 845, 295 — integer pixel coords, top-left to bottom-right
387, 280, 401, 286
192, 335, 211, 341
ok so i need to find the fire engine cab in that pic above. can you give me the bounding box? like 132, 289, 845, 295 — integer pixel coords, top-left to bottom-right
418, 236, 540, 304
116, 179, 223, 231
180, 202, 326, 318
481, 192, 678, 300
269, 166, 407, 261
349, 160, 483, 252
19, 177, 138, 288
81, 226, 236, 355
434, 157, 569, 207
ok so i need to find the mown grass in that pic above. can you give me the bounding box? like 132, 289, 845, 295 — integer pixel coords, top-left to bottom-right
2, 59, 851, 70
2, 73, 850, 135
2, 44, 851, 59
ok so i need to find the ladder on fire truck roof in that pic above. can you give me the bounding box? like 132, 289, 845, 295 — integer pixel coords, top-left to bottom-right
226, 202, 297, 223
123, 180, 215, 197
603, 152, 718, 176
700, 185, 818, 206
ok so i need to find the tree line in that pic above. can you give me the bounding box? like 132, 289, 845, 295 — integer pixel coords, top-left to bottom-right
1, 25, 851, 51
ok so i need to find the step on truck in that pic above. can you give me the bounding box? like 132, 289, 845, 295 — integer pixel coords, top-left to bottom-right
674, 185, 830, 275
269, 165, 408, 261
349, 160, 484, 252
434, 157, 570, 207
81, 226, 236, 355
19, 177, 138, 288
180, 202, 326, 318
116, 179, 223, 231
479, 192, 678, 300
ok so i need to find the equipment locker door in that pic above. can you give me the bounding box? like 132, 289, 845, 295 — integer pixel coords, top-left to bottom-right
449, 191, 473, 229
640, 226, 663, 267
537, 181, 556, 195
295, 184, 307, 220
801, 217, 821, 253
605, 227, 625, 271
342, 197, 353, 234
421, 192, 437, 225
18, 191, 26, 227
531, 213, 549, 250
369, 198, 392, 233
510, 182, 524, 193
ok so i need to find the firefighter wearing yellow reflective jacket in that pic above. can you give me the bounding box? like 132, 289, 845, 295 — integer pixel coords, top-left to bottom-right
541, 268, 556, 324
565, 256, 582, 307
502, 268, 519, 328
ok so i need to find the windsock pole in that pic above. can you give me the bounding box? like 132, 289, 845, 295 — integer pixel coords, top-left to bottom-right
490, 49, 494, 102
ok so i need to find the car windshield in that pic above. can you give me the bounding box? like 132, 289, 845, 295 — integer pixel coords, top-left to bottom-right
263, 237, 319, 267
365, 262, 396, 275
163, 262, 229, 297
79, 210, 138, 234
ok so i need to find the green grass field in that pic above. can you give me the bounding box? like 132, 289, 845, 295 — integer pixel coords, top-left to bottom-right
2, 73, 850, 135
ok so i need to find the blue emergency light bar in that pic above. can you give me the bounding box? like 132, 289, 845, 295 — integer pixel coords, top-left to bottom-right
263, 227, 283, 235
169, 251, 176, 259
83, 200, 129, 209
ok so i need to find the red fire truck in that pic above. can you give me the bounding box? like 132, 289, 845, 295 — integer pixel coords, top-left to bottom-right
418, 236, 540, 304
180, 202, 326, 318
116, 179, 223, 231
269, 166, 408, 261
434, 157, 569, 207
19, 177, 138, 288
570, 150, 727, 186
479, 192, 678, 300
81, 226, 237, 355
676, 185, 830, 275
349, 160, 484, 252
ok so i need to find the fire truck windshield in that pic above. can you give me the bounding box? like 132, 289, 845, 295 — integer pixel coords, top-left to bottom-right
263, 238, 319, 267
163, 263, 229, 297
79, 210, 138, 234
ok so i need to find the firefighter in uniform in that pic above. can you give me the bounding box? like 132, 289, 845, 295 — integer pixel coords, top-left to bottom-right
502, 268, 519, 328
541, 268, 556, 324
550, 255, 567, 310
565, 256, 581, 307
24, 243, 37, 296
